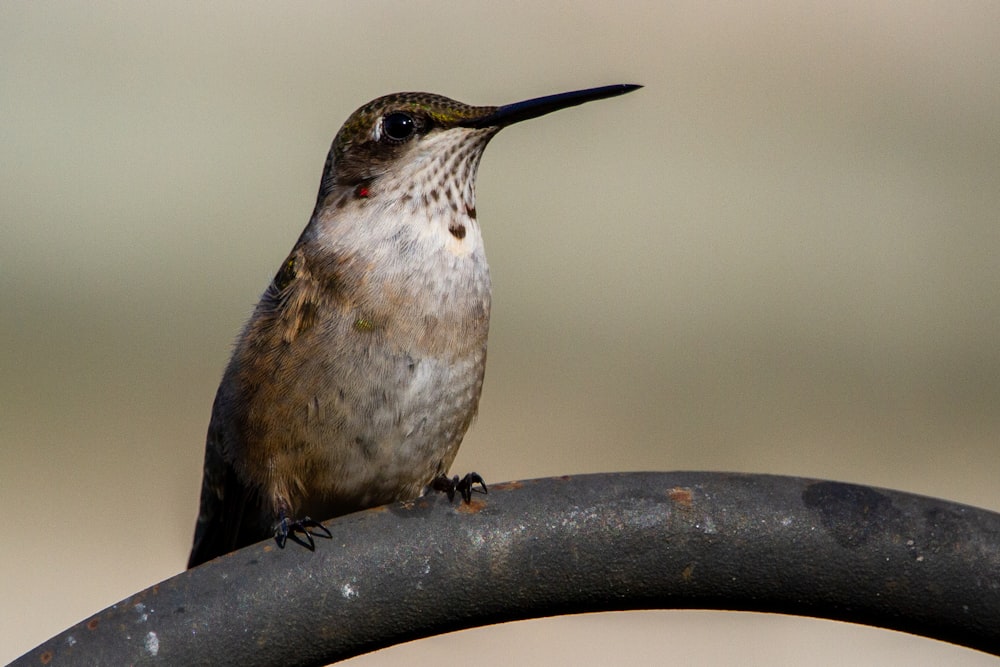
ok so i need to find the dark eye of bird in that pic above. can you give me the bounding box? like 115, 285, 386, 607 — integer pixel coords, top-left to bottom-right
381, 112, 416, 142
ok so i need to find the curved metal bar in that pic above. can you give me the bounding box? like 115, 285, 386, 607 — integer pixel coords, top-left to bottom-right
12, 472, 1000, 665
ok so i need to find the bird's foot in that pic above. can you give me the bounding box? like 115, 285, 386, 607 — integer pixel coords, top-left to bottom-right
274, 515, 333, 551
431, 472, 488, 503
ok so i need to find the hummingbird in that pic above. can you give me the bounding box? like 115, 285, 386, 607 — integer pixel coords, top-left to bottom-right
187, 84, 641, 568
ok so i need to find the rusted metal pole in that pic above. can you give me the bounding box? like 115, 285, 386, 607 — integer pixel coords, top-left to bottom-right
12, 472, 1000, 665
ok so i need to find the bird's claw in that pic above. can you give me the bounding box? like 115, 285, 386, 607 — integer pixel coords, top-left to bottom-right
274, 515, 333, 551
431, 472, 488, 503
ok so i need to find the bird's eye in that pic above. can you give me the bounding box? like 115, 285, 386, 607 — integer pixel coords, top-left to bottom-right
381, 112, 416, 142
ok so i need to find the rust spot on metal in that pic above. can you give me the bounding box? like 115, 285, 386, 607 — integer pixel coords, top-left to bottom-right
40, 651, 53, 664
457, 499, 486, 514
402, 497, 436, 511
668, 487, 693, 507
490, 480, 524, 491
87, 618, 100, 631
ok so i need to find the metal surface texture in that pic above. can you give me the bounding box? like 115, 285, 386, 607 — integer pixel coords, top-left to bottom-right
13, 472, 1000, 665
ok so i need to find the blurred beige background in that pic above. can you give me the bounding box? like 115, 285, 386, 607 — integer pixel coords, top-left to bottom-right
2, 2, 998, 665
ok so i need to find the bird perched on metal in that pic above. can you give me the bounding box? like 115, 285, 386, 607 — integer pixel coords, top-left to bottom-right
187, 84, 641, 568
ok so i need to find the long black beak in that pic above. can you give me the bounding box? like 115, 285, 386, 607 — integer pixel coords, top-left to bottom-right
461, 84, 642, 129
